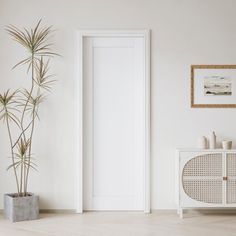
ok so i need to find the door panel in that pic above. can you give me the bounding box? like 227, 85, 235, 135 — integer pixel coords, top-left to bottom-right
83, 37, 144, 211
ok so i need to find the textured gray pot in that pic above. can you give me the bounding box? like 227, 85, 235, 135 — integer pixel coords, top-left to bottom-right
4, 193, 39, 222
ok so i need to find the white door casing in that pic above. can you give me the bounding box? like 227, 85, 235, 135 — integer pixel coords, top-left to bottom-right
75, 30, 150, 213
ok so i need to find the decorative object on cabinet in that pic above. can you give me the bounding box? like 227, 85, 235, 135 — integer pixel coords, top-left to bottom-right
197, 136, 208, 149
222, 141, 232, 150
209, 131, 216, 149
191, 65, 236, 108
176, 149, 236, 218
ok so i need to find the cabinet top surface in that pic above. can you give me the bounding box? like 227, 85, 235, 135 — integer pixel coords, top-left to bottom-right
177, 148, 236, 152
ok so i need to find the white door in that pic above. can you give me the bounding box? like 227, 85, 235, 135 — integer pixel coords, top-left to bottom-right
83, 36, 145, 211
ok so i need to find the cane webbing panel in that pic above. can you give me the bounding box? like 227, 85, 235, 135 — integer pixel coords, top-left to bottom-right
182, 154, 222, 204
227, 153, 236, 203
227, 153, 236, 177
227, 180, 236, 203
183, 154, 222, 177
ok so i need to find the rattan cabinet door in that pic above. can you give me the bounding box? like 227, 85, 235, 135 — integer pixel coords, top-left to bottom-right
226, 153, 236, 204
182, 153, 223, 204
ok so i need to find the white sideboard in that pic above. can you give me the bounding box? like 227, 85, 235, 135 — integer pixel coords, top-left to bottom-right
176, 149, 236, 218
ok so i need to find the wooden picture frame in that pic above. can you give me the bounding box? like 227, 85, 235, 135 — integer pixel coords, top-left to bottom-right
191, 65, 236, 108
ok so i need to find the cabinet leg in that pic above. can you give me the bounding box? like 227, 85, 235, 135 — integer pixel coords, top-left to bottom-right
177, 208, 180, 215
178, 208, 183, 219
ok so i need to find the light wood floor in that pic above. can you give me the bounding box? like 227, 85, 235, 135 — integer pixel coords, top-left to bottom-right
0, 211, 236, 236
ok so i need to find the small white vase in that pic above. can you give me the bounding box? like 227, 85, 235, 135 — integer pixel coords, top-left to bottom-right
209, 131, 216, 149
198, 136, 208, 149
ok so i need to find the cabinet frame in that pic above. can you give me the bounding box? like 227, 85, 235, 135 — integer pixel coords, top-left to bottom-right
176, 149, 236, 218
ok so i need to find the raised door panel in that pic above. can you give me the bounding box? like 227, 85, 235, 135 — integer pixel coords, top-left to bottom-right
83, 36, 144, 211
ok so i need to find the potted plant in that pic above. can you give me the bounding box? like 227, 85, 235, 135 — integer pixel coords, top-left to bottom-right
1, 20, 58, 222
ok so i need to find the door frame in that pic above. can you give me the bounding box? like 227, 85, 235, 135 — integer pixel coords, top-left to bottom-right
75, 30, 151, 213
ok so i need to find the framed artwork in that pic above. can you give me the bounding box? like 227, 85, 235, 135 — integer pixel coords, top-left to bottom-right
191, 65, 236, 108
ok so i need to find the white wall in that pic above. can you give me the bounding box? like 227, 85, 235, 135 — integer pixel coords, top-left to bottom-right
1, 0, 236, 210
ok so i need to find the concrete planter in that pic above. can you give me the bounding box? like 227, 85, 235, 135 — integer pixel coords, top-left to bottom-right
4, 193, 39, 222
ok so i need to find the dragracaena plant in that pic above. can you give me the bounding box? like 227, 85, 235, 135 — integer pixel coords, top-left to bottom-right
0, 20, 58, 197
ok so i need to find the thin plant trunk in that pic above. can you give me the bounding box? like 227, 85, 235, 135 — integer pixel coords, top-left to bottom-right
24, 104, 36, 195
20, 57, 35, 143
12, 120, 33, 149
20, 56, 35, 196
5, 108, 20, 195
20, 161, 23, 193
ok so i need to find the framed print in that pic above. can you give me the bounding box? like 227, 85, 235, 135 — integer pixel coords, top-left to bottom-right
191, 65, 236, 108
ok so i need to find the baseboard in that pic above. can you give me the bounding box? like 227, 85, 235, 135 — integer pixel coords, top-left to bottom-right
0, 208, 175, 214
1, 208, 236, 215
40, 209, 76, 214
151, 209, 176, 213
0, 209, 76, 214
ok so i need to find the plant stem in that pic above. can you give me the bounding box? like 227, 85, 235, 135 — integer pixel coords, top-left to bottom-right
24, 104, 36, 195
20, 55, 35, 195
20, 158, 23, 193
20, 70, 34, 143
12, 120, 33, 149
23, 157, 26, 196
5, 107, 20, 195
